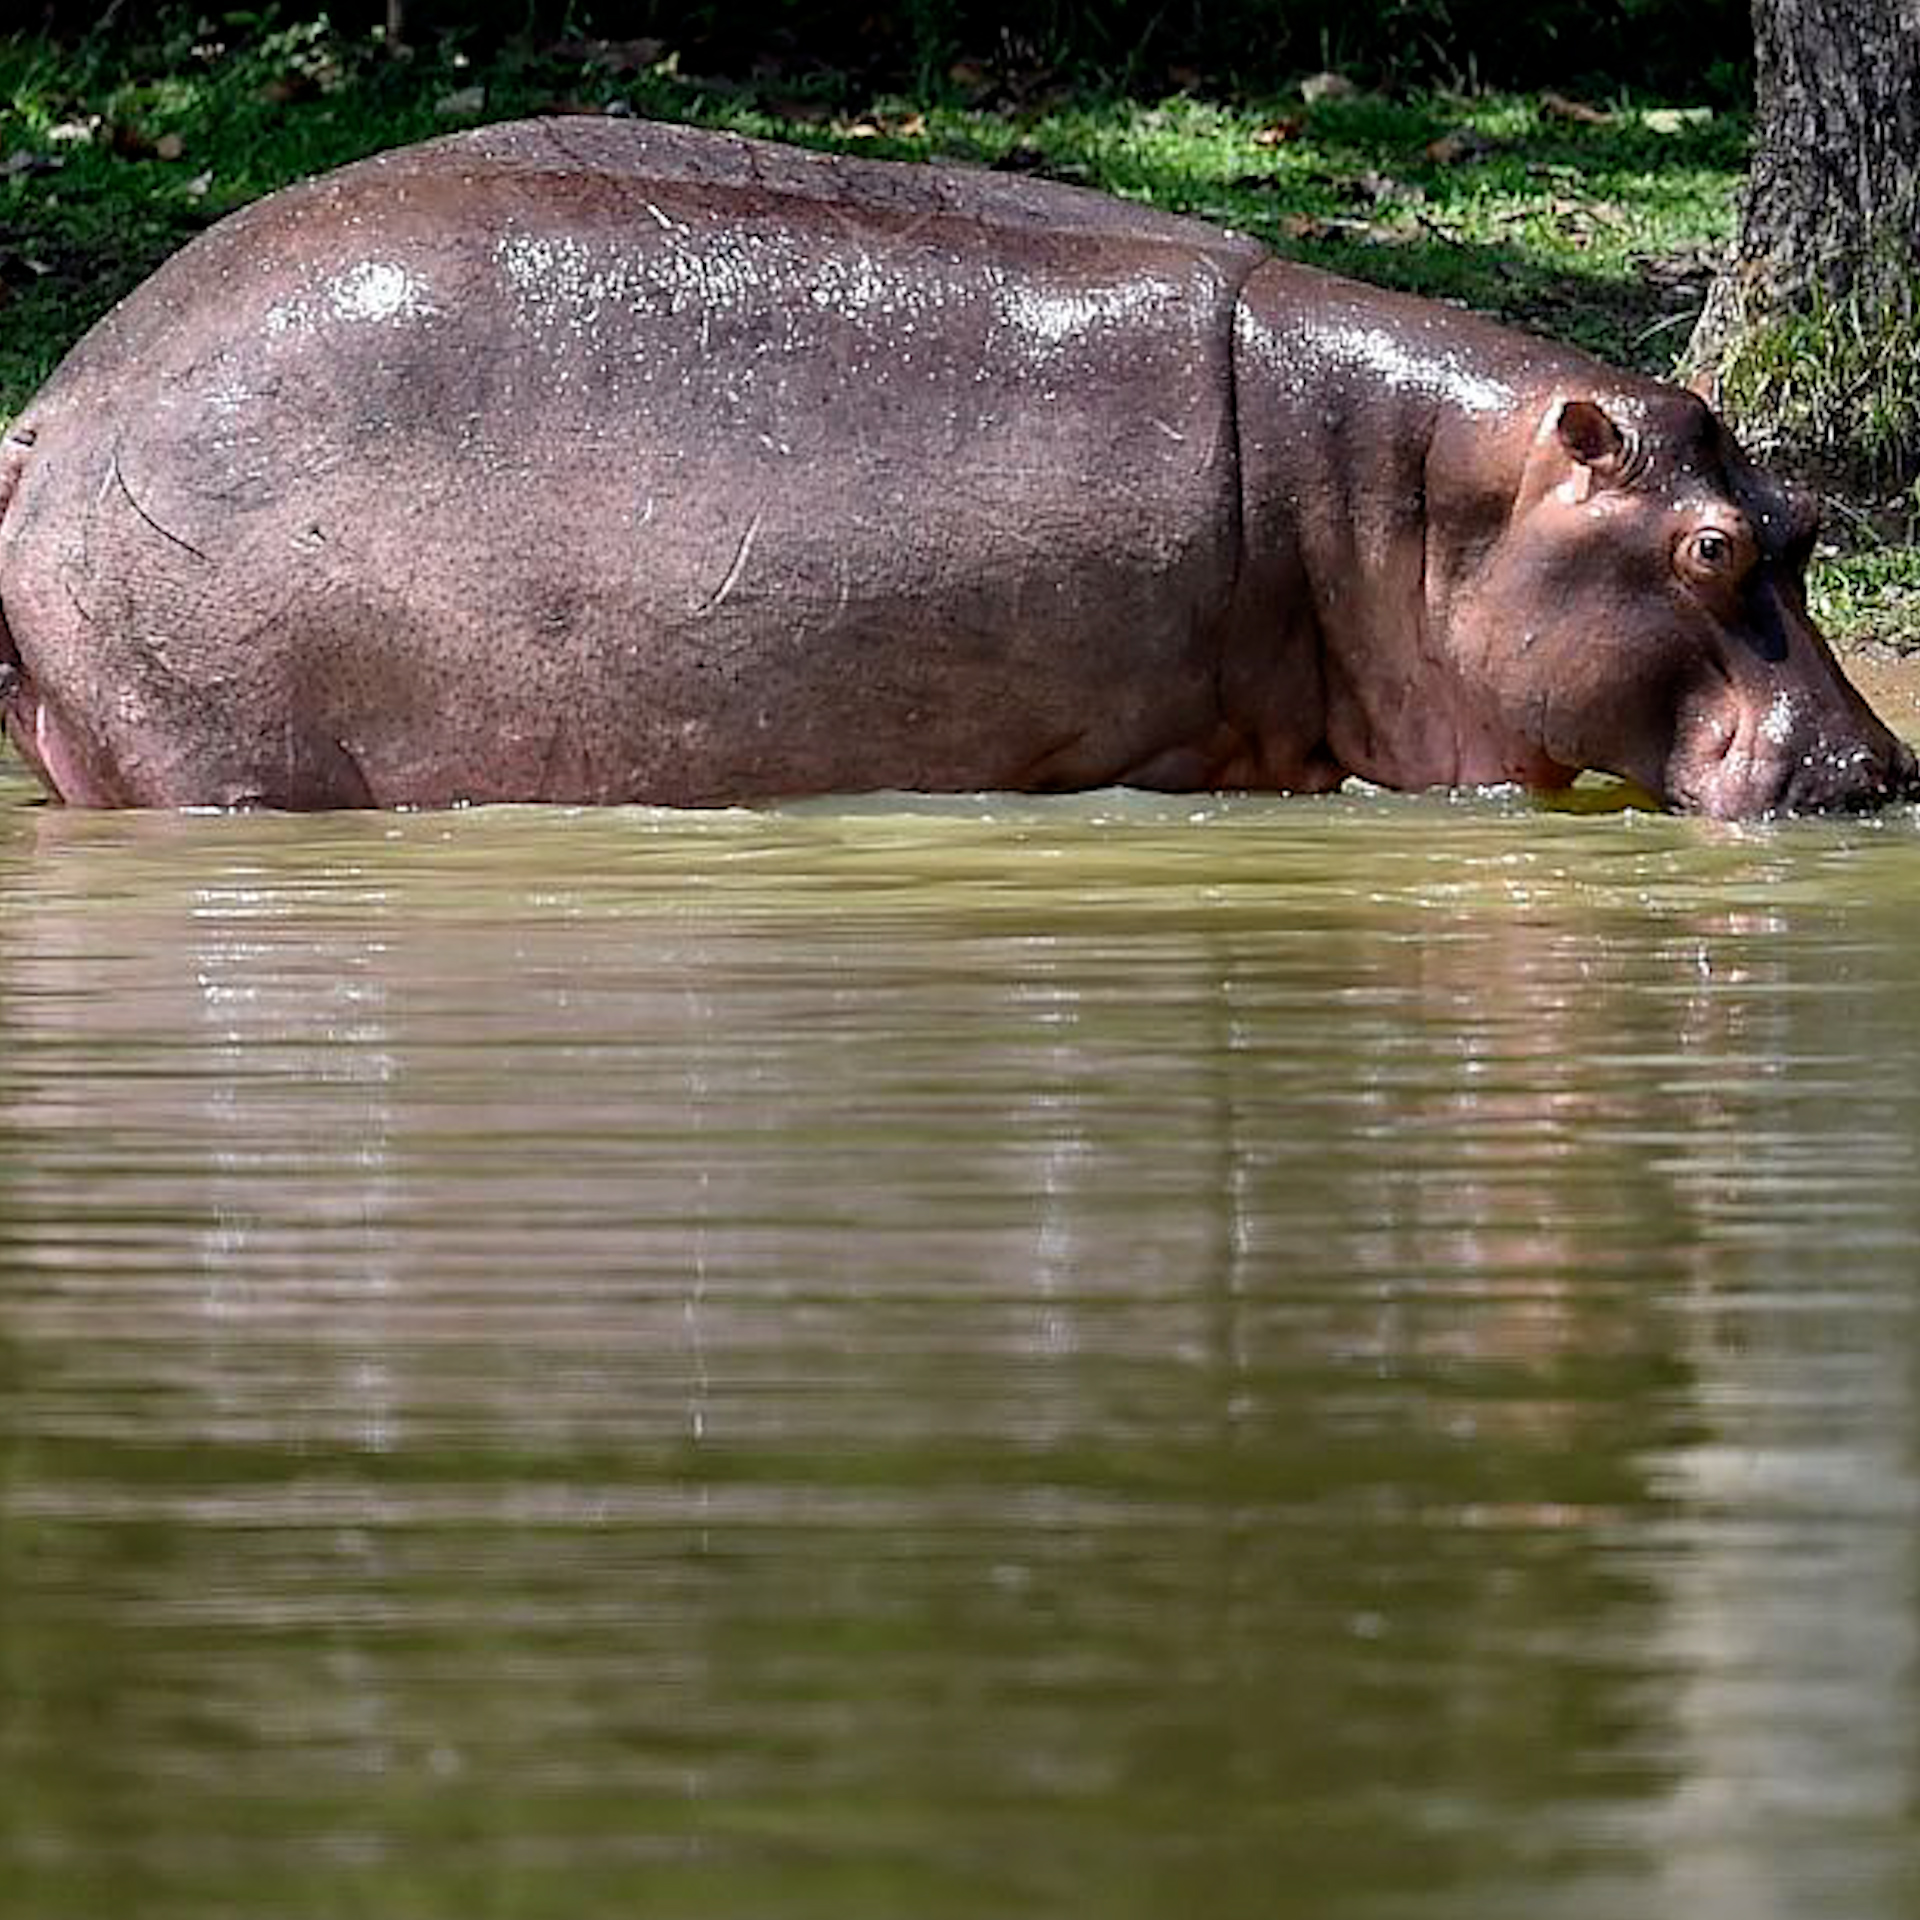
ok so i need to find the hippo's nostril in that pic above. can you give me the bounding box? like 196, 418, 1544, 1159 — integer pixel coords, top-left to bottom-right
1766, 731, 1918, 815
1822, 740, 1920, 813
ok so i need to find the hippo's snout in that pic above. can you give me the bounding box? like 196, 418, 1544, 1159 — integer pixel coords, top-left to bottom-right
1763, 736, 1915, 817
1815, 733, 1920, 813
1770, 715, 1920, 816
1670, 687, 1917, 819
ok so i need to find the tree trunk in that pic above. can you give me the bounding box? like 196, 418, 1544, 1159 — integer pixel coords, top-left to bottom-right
1688, 0, 1920, 487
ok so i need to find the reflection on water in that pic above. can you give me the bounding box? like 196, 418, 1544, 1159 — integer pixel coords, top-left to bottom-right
2, 762, 1919, 1918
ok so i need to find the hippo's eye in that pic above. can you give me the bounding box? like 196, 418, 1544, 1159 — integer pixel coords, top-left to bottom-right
1680, 526, 1745, 583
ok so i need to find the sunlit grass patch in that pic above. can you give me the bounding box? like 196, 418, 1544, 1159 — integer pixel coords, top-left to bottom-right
1811, 538, 1920, 653
1717, 274, 1920, 491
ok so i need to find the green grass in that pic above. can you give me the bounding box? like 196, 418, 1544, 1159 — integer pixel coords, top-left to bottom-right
1716, 270, 1920, 489
3, 14, 1916, 648
1809, 526, 1920, 648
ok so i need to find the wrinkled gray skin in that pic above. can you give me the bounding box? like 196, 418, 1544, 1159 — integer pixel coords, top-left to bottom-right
0, 116, 1911, 814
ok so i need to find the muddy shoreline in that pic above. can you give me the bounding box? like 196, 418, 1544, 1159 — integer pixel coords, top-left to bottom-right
1840, 644, 1920, 745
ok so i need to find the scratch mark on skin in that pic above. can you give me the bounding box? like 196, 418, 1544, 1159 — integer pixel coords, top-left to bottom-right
111, 453, 211, 564
696, 509, 764, 616
62, 573, 97, 627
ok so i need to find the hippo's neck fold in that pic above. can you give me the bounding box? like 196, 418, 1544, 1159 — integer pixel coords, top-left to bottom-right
1222, 260, 1597, 792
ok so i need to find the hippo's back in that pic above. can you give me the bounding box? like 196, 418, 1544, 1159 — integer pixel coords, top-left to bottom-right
1, 117, 1266, 806
366, 113, 1250, 248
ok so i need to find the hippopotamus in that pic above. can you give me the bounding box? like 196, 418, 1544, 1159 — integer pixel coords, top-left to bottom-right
0, 115, 1909, 815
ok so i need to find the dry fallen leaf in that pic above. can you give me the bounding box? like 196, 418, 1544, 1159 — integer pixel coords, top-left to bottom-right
842, 112, 928, 140
108, 121, 162, 158
154, 132, 185, 161
1643, 106, 1713, 134
1540, 91, 1613, 126
1349, 168, 1425, 206
1300, 71, 1359, 103
1424, 128, 1499, 165
1251, 116, 1304, 147
1280, 212, 1377, 243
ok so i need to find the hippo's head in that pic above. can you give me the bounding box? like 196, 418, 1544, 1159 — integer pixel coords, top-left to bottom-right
1449, 387, 1916, 817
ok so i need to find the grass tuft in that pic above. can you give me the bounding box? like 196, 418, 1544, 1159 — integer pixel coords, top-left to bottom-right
1717, 272, 1920, 491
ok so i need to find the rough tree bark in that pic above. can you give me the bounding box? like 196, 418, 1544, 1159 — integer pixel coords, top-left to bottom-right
1688, 0, 1920, 487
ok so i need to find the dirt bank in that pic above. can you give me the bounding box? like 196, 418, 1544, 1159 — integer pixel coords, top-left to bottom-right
1840, 645, 1920, 745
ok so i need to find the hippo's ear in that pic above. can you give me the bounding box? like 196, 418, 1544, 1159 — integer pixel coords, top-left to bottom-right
1555, 398, 1631, 481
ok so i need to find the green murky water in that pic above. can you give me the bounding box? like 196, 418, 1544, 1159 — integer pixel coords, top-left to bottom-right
3, 760, 1919, 1919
